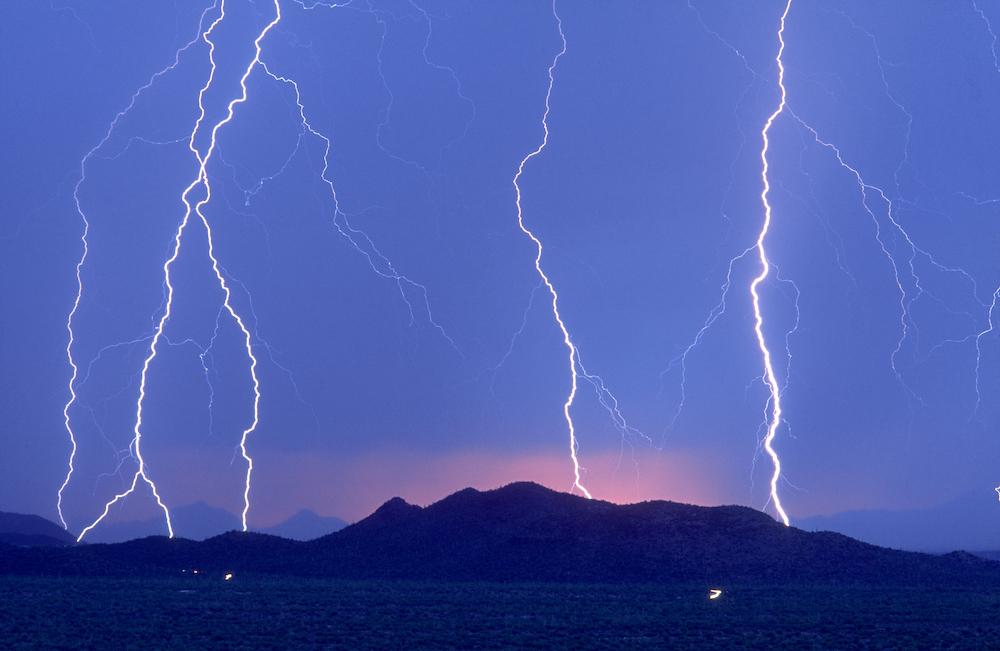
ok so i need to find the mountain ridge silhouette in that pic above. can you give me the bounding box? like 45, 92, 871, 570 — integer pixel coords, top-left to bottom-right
2, 482, 998, 585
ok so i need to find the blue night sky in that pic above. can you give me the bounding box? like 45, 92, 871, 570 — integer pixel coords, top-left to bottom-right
2, 0, 1000, 542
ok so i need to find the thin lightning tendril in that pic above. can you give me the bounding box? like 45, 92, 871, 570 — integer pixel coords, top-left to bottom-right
258, 0, 462, 354
971, 1, 1000, 497
257, 62, 462, 355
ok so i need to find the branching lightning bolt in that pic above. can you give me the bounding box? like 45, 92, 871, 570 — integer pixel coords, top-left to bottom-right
77, 0, 281, 542
669, 0, 1000, 522
749, 0, 793, 526
58, 2, 220, 531
510, 0, 592, 498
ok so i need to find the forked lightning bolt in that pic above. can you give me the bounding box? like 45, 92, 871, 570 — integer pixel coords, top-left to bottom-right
59, 2, 220, 531
750, 0, 793, 526
673, 0, 996, 523
511, 0, 592, 498
506, 0, 649, 494
77, 0, 281, 542
665, 1, 799, 524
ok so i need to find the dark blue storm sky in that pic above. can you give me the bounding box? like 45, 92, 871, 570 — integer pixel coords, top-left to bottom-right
3, 0, 1000, 540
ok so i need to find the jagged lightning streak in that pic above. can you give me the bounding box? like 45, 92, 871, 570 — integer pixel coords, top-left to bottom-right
77, 0, 280, 542
58, 2, 220, 531
749, 0, 793, 526
510, 0, 590, 498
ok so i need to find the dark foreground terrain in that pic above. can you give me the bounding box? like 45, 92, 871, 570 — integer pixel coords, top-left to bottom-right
5, 484, 998, 647
6, 483, 1000, 585
2, 574, 998, 649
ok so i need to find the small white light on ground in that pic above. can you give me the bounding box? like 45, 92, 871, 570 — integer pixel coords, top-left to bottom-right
709, 589, 723, 600
224, 573, 233, 581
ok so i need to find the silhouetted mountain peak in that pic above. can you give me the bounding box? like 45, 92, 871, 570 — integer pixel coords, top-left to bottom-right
487, 481, 568, 502
4, 483, 1000, 586
372, 497, 421, 519
256, 509, 347, 541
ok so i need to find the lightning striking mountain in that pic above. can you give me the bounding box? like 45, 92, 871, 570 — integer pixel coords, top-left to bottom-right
512, 0, 649, 498
59, 2, 221, 532
508, 0, 588, 497
665, 0, 1000, 521
748, 0, 794, 526
77, 0, 282, 542
44, 0, 1000, 536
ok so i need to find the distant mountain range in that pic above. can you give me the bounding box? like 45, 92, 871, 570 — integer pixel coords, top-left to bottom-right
257, 509, 347, 541
61, 502, 346, 543
798, 493, 1000, 553
1, 482, 998, 585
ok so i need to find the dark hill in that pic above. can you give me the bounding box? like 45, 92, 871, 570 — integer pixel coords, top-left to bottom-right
300, 482, 1000, 584
0, 511, 75, 547
2, 483, 998, 585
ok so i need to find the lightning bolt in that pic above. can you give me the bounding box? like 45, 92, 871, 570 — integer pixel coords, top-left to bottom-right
77, 0, 282, 542
749, 0, 793, 526
670, 0, 1000, 522
510, 0, 592, 498
58, 1, 220, 531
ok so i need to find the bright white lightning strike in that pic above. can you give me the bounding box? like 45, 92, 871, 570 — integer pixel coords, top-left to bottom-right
512, 0, 590, 499
76, 0, 281, 542
58, 2, 220, 532
673, 3, 989, 485
749, 0, 794, 527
